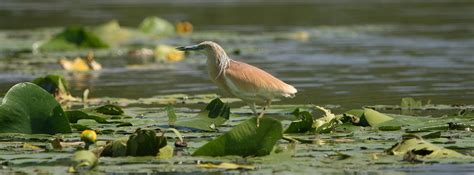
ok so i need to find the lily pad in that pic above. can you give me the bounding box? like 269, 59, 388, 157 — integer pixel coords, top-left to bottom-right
138, 16, 175, 36
93, 20, 132, 45
386, 134, 466, 158
94, 104, 124, 115
173, 98, 230, 131
31, 74, 69, 96
0, 82, 71, 134
192, 117, 283, 157
126, 129, 167, 156
66, 104, 129, 125
363, 108, 394, 126
284, 108, 313, 133
69, 150, 98, 173
41, 26, 108, 50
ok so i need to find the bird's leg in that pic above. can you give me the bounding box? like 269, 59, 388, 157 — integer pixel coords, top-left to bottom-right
248, 103, 258, 116
256, 100, 272, 127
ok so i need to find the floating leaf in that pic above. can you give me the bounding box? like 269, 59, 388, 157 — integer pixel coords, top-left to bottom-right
69, 150, 98, 173
139, 16, 175, 36
22, 143, 43, 151
192, 117, 282, 157
284, 108, 313, 133
94, 104, 124, 115
386, 134, 465, 158
174, 98, 230, 131
66, 110, 109, 124
312, 106, 340, 133
93, 20, 131, 45
0, 83, 71, 134
157, 145, 174, 159
41, 26, 108, 50
31, 74, 69, 96
363, 108, 394, 126
66, 104, 128, 124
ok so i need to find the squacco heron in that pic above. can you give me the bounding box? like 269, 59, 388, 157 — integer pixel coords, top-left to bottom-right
177, 41, 297, 126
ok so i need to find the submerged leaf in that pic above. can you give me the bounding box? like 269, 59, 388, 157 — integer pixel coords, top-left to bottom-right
192, 117, 282, 157
0, 83, 71, 134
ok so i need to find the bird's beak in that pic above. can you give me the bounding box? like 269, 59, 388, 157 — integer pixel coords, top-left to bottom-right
176, 44, 202, 51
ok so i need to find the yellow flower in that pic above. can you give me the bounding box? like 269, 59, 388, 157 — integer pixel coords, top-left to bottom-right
80, 130, 97, 144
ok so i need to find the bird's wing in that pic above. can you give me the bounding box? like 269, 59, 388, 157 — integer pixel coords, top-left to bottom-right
224, 60, 296, 98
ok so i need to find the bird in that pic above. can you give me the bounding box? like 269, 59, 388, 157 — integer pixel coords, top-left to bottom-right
177, 41, 297, 127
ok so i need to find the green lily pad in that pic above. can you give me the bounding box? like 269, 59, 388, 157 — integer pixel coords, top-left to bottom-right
31, 74, 69, 96
93, 20, 132, 45
41, 26, 108, 50
69, 150, 98, 173
138, 16, 175, 36
0, 82, 71, 134
101, 137, 128, 157
173, 98, 230, 131
94, 104, 124, 115
126, 129, 167, 156
66, 110, 109, 124
192, 117, 283, 157
284, 108, 313, 133
363, 108, 394, 126
386, 134, 466, 158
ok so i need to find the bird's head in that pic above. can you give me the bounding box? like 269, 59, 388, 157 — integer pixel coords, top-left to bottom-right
176, 41, 224, 54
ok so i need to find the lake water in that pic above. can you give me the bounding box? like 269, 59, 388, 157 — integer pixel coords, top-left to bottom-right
0, 0, 473, 109
1, 0, 474, 174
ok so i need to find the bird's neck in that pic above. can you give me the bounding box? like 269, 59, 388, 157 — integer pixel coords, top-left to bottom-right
206, 48, 230, 79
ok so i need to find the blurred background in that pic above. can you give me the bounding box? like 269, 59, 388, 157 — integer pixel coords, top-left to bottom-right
0, 0, 473, 110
